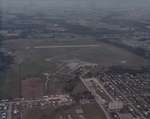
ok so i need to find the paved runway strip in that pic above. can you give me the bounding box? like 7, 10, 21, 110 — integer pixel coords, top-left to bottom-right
34, 44, 101, 49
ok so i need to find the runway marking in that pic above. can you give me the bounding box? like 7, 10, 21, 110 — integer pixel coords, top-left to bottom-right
34, 44, 101, 49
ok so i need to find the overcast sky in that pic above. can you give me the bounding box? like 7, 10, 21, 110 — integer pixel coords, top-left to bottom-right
1, 0, 150, 12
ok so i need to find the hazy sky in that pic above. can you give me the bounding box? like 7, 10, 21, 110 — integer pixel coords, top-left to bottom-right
1, 0, 150, 12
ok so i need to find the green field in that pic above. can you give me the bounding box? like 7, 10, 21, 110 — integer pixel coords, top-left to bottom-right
3, 39, 147, 77
2, 39, 148, 98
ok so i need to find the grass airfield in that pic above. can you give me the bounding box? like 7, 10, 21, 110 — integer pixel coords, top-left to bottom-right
4, 39, 147, 76
2, 39, 148, 98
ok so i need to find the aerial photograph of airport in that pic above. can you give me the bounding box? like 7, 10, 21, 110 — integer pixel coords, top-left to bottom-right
0, 0, 150, 119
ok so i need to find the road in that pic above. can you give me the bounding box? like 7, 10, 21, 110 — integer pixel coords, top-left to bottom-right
91, 78, 114, 102
34, 44, 101, 49
80, 77, 111, 119
7, 102, 12, 119
44, 61, 82, 94
44, 63, 66, 93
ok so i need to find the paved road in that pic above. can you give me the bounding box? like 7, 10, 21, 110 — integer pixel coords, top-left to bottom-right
7, 102, 12, 119
44, 63, 66, 92
92, 78, 114, 101
44, 62, 81, 94
34, 44, 101, 49
80, 77, 111, 119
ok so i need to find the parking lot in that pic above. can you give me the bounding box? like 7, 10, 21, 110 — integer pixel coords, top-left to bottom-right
0, 103, 9, 119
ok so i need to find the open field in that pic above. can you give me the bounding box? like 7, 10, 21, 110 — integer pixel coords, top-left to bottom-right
2, 39, 148, 98
82, 103, 107, 119
21, 78, 44, 99
3, 39, 148, 78
3, 39, 147, 66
